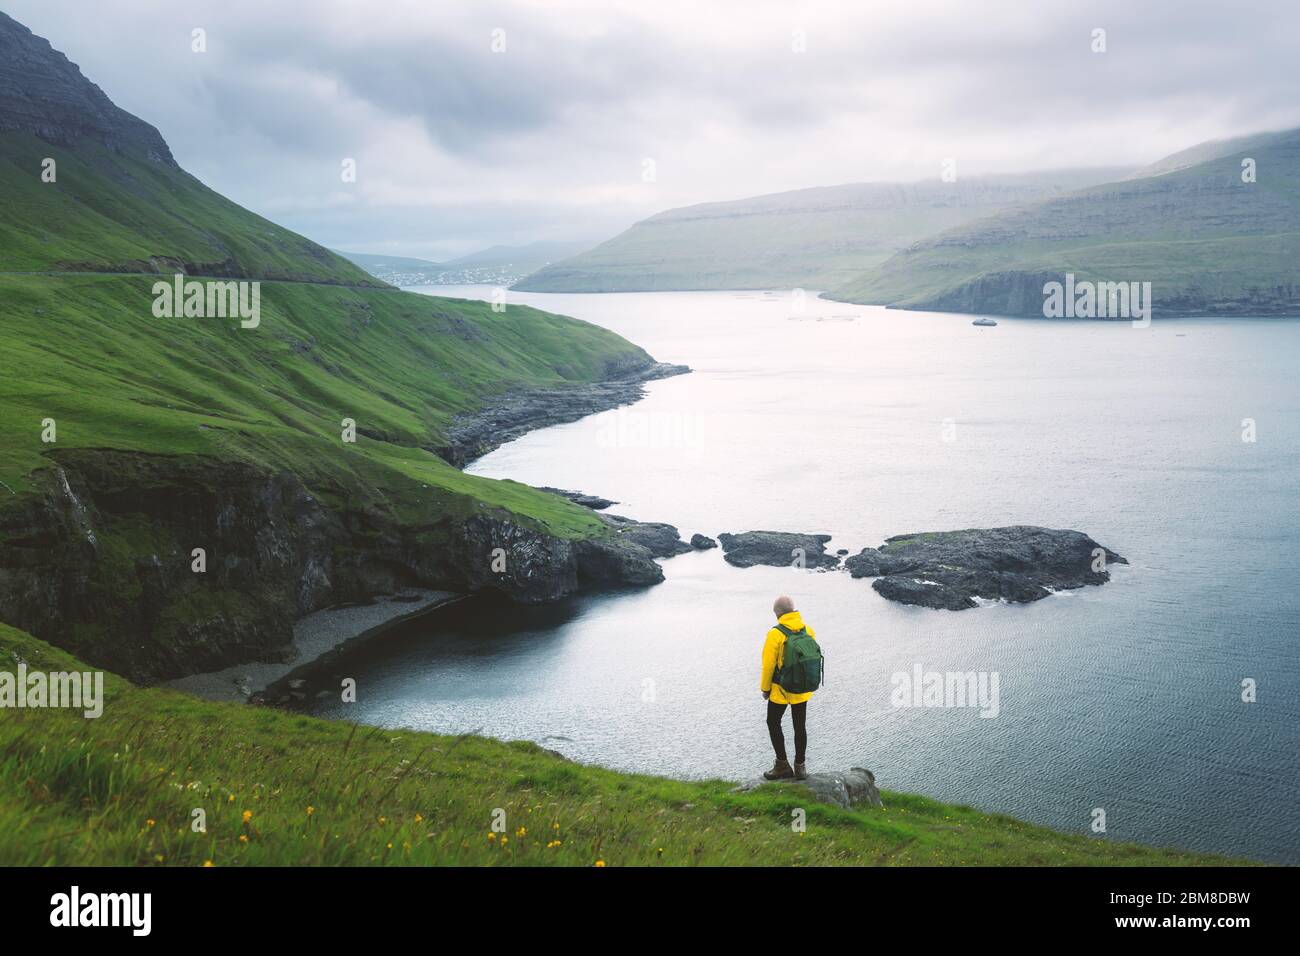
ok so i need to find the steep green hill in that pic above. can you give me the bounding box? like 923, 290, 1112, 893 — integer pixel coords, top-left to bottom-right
826, 128, 1300, 316
0, 133, 379, 283
0, 11, 372, 284
0, 622, 1242, 866
514, 170, 1129, 293
0, 11, 662, 681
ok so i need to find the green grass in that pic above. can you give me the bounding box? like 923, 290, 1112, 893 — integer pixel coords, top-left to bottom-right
0, 122, 650, 536
0, 271, 646, 538
0, 623, 1245, 866
0, 121, 663, 675
0, 132, 376, 283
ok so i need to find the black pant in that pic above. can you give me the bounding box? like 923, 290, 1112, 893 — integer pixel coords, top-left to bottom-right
766, 699, 807, 764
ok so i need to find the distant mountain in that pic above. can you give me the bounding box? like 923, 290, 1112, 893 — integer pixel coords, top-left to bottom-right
336, 251, 445, 272
339, 240, 595, 287
826, 128, 1300, 317
445, 239, 594, 271
1124, 128, 1296, 180
333, 250, 446, 283
513, 170, 1130, 293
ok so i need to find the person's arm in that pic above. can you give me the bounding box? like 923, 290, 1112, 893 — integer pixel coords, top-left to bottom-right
760, 629, 778, 699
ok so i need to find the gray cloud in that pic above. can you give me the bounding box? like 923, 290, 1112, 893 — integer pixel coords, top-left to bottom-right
7, 0, 1300, 260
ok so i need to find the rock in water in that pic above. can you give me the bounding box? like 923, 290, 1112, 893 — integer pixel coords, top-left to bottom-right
739, 767, 883, 810
845, 525, 1126, 610
689, 533, 718, 550
717, 531, 840, 569
598, 513, 692, 557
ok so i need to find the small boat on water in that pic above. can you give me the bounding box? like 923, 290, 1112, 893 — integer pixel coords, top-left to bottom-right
972, 317, 998, 327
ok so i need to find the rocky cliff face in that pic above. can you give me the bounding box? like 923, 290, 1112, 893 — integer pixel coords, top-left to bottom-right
0, 450, 661, 683
0, 11, 175, 164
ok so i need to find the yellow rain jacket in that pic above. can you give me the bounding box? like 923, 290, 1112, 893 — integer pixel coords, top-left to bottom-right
760, 611, 817, 705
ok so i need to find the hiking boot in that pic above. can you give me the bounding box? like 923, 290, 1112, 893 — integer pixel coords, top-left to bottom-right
794, 762, 808, 780
763, 759, 794, 780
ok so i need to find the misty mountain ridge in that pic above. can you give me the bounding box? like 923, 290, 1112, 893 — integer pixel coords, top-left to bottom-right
339, 240, 594, 286
827, 126, 1300, 317
513, 168, 1131, 293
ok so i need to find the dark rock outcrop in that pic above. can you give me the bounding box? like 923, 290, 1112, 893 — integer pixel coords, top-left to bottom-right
437, 361, 690, 467
573, 535, 665, 587
690, 533, 717, 550
845, 525, 1126, 610
0, 450, 662, 682
738, 767, 883, 810
717, 531, 840, 569
598, 513, 691, 558
537, 487, 616, 510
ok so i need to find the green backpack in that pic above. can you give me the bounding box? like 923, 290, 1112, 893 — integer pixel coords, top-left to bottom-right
773, 623, 824, 694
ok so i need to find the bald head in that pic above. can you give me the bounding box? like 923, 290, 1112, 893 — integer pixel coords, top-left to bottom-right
773, 595, 795, 617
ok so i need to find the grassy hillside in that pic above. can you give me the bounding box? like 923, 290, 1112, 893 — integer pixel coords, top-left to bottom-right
514, 170, 1128, 293
827, 128, 1300, 316
0, 11, 666, 680
0, 272, 645, 520
0, 623, 1242, 866
0, 133, 377, 284
0, 118, 645, 533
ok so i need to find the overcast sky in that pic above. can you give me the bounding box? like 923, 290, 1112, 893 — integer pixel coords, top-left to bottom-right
9, 0, 1300, 260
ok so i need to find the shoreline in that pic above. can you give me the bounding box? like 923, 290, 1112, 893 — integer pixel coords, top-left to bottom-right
166, 359, 692, 700
438, 360, 690, 467
164, 590, 463, 702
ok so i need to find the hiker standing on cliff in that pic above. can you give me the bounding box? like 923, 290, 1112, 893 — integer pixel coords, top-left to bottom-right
760, 595, 824, 780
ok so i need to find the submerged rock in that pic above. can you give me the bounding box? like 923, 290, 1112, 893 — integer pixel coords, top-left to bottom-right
717, 531, 840, 569
689, 533, 717, 550
845, 525, 1126, 610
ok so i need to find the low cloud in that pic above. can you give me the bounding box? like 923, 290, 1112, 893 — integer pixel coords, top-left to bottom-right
8, 0, 1300, 259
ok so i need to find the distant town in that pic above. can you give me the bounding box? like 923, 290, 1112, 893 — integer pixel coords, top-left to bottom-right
364, 264, 536, 287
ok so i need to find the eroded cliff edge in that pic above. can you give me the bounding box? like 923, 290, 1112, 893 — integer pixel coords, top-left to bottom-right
0, 445, 676, 683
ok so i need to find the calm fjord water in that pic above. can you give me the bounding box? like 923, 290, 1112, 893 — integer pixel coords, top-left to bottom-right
311, 287, 1300, 862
